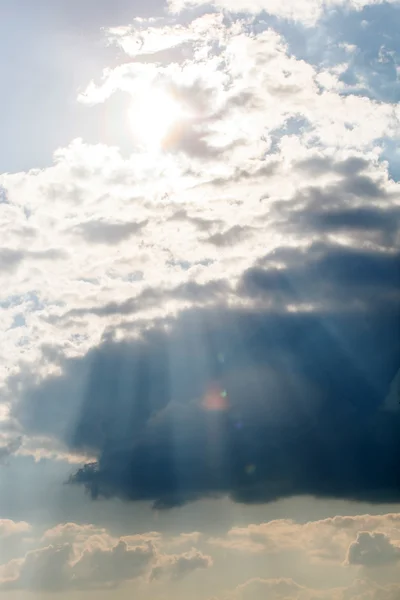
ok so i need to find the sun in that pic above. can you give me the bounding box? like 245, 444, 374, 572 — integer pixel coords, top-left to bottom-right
129, 87, 182, 153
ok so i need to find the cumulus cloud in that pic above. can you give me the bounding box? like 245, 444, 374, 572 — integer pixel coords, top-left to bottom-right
2, 516, 400, 595
0, 540, 154, 591
0, 519, 31, 538
41, 522, 109, 545
150, 548, 212, 580
0, 523, 212, 592
72, 539, 155, 588
209, 513, 400, 563
346, 531, 400, 567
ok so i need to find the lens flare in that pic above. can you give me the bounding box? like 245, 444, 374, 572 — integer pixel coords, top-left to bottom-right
202, 385, 229, 412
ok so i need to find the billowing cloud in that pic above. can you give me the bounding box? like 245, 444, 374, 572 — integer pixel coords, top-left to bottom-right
0, 540, 154, 591
150, 548, 212, 580
2, 515, 400, 595
0, 523, 212, 592
346, 531, 400, 567
209, 513, 400, 563
9, 288, 399, 509
0, 519, 31, 538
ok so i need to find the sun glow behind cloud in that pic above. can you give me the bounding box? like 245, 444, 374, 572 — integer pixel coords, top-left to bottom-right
129, 87, 184, 153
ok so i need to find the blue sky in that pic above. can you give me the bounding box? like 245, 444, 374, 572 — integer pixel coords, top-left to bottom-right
0, 0, 400, 598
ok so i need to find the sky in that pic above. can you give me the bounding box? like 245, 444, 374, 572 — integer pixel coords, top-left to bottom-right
0, 0, 400, 598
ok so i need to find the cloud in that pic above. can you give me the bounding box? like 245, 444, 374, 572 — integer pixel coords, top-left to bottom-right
0, 0, 168, 173
0, 544, 73, 591
1, 0, 400, 524
10, 282, 399, 508
72, 539, 155, 588
4, 138, 400, 508
0, 248, 66, 274
61, 279, 230, 319
217, 576, 400, 600
0, 519, 31, 538
346, 531, 400, 567
167, 532, 202, 548
150, 548, 212, 580
209, 513, 400, 563
226, 577, 307, 600
0, 437, 22, 463
74, 219, 148, 245
41, 522, 109, 545
0, 523, 212, 592
239, 242, 400, 311
0, 539, 155, 591
3, 515, 400, 595
207, 226, 255, 248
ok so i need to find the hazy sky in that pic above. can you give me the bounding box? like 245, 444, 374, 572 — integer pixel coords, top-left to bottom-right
1, 0, 400, 599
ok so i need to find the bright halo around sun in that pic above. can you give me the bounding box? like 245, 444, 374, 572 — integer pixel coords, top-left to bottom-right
129, 87, 182, 153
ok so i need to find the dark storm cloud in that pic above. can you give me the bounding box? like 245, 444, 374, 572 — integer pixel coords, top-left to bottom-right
269, 163, 398, 244
291, 172, 386, 205
240, 242, 400, 311
11, 243, 400, 508
301, 206, 399, 238
7, 146, 400, 511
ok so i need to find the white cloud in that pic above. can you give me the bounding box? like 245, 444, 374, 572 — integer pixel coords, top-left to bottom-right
0, 523, 212, 591
0, 519, 31, 538
0, 539, 154, 591
209, 514, 400, 563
